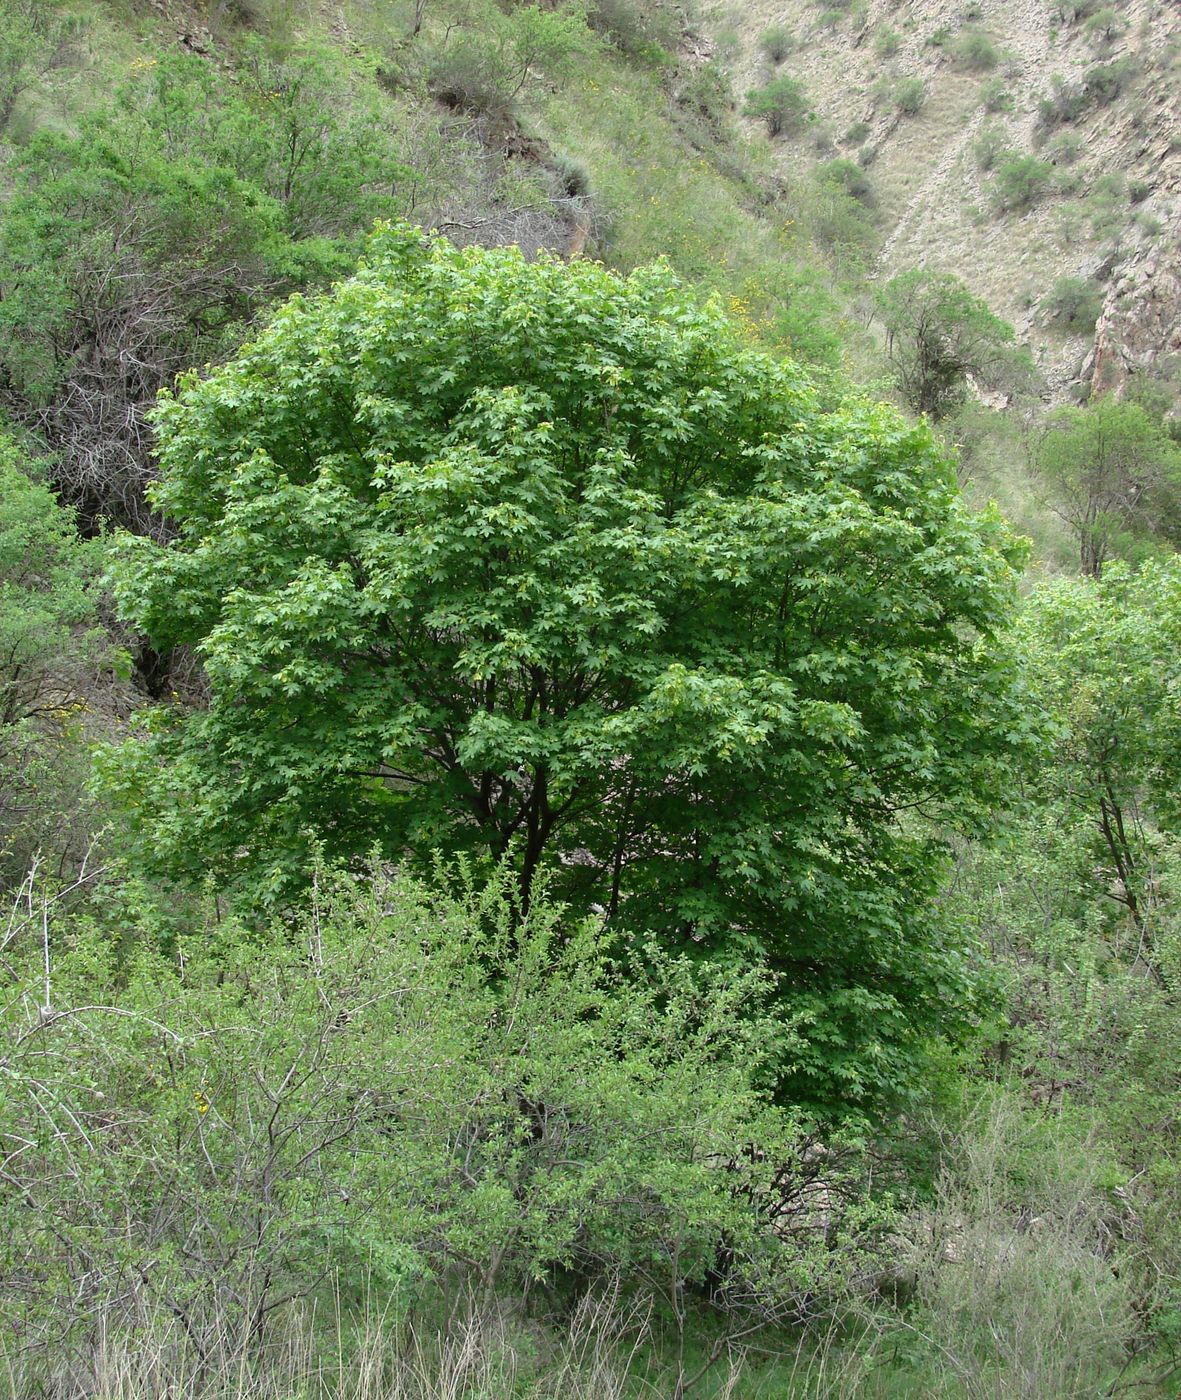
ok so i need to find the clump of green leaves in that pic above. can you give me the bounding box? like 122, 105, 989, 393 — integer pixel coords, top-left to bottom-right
956, 29, 1000, 69
875, 75, 925, 116
1034, 395, 1181, 575
0, 434, 111, 880
875, 268, 1029, 419
980, 75, 1013, 112
106, 229, 1034, 1116
990, 153, 1054, 212
759, 23, 794, 63
1043, 275, 1102, 332
744, 73, 811, 135
0, 860, 831, 1372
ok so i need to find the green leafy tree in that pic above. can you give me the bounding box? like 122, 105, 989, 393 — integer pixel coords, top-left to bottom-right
1034, 395, 1181, 576
108, 228, 1034, 1115
875, 269, 1029, 420
1018, 561, 1181, 978
744, 74, 810, 136
0, 48, 408, 531
990, 153, 1054, 212
0, 433, 110, 879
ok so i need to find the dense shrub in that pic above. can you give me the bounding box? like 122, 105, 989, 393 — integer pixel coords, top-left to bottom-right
816, 156, 875, 205
991, 153, 1054, 211
1084, 56, 1136, 106
1044, 275, 1103, 331
956, 29, 1000, 69
759, 23, 794, 63
744, 73, 811, 135
0, 863, 826, 1376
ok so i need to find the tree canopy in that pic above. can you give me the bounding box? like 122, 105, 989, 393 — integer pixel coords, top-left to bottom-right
875, 269, 1028, 421
1033, 395, 1181, 576
109, 227, 1035, 1115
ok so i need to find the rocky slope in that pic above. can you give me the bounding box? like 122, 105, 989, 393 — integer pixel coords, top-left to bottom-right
713, 0, 1181, 402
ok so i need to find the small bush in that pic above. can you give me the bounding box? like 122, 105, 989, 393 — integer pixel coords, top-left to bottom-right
427, 38, 515, 121
972, 123, 1010, 171
957, 29, 1000, 69
1045, 275, 1102, 331
980, 76, 1013, 111
587, 0, 677, 62
1037, 73, 1087, 127
818, 8, 845, 28
844, 119, 872, 144
1052, 0, 1103, 20
886, 76, 926, 115
551, 151, 592, 199
1129, 177, 1151, 203
744, 74, 811, 136
874, 26, 901, 56
927, 25, 953, 47
817, 156, 875, 205
1084, 5, 1127, 46
1044, 129, 1083, 164
759, 23, 794, 62
991, 153, 1054, 211
1084, 57, 1136, 106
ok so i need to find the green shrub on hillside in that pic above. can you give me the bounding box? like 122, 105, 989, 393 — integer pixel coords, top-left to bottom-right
875, 74, 925, 116
1083, 56, 1136, 105
0, 861, 836, 1380
980, 75, 1013, 112
956, 29, 1000, 69
1044, 275, 1102, 331
972, 123, 1011, 170
990, 153, 1055, 211
0, 435, 112, 882
759, 23, 794, 63
744, 73, 811, 135
873, 26, 901, 57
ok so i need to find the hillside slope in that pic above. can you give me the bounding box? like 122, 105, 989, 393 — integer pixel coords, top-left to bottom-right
719, 0, 1181, 403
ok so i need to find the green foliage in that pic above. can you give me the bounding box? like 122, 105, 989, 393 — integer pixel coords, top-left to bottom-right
1034, 395, 1181, 575
0, 45, 410, 529
0, 0, 81, 131
106, 230, 1034, 1116
875, 270, 1028, 420
873, 26, 901, 57
759, 23, 794, 63
887, 76, 926, 116
971, 122, 1010, 171
1043, 128, 1084, 164
744, 73, 811, 137
586, 0, 678, 62
0, 433, 110, 881
980, 75, 1013, 112
956, 29, 1000, 70
425, 4, 588, 121
1036, 73, 1087, 128
1084, 6, 1128, 48
1044, 275, 1102, 332
1084, 57, 1136, 106
990, 152, 1054, 212
815, 156, 874, 205
0, 861, 821, 1371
